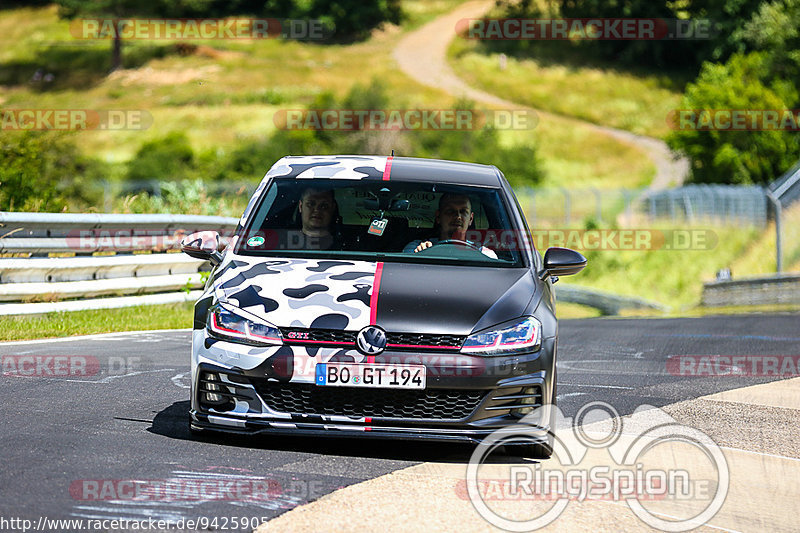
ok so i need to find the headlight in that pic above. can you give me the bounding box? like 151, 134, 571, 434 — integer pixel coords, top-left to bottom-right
207, 304, 283, 346
461, 317, 541, 356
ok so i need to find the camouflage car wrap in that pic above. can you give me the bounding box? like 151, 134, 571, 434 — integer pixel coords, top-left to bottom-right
187, 155, 569, 450
212, 257, 377, 331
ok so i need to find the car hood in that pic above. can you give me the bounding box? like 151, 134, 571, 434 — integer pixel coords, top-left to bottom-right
212, 255, 536, 335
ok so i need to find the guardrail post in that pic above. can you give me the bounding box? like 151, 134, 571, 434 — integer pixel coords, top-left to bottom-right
591, 188, 603, 223
102, 180, 112, 213
766, 191, 783, 273
623, 189, 632, 224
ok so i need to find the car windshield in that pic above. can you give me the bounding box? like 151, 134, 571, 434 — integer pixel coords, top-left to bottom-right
237, 178, 529, 267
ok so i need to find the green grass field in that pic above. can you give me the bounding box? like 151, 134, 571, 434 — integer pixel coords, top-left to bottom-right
0, 302, 194, 341
448, 33, 684, 139
0, 2, 655, 190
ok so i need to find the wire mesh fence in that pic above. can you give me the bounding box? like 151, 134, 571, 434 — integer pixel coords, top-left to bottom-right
80, 179, 796, 272
515, 185, 770, 228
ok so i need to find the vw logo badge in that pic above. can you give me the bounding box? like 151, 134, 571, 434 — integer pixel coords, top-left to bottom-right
356, 326, 387, 355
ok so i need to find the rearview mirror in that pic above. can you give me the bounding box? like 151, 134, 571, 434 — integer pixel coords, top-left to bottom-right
541, 247, 587, 280
181, 231, 223, 266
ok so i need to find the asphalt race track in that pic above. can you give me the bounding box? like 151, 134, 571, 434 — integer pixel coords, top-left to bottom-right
1, 315, 797, 529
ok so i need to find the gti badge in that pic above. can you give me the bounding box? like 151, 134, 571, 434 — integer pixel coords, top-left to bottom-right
356, 326, 387, 355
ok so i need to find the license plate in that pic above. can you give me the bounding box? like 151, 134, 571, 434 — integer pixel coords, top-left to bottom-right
315, 363, 426, 389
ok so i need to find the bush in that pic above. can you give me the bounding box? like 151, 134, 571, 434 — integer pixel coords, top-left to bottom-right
116, 179, 249, 216
0, 132, 103, 212
126, 132, 196, 182
213, 79, 544, 186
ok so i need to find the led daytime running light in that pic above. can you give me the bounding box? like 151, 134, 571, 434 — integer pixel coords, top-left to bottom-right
462, 317, 541, 355
207, 305, 282, 346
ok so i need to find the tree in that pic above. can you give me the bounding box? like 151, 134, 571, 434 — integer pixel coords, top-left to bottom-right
737, 0, 800, 80
667, 52, 800, 185
56, 0, 147, 71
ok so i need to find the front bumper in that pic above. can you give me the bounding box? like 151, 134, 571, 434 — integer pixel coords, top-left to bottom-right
190, 410, 551, 444
190, 336, 556, 444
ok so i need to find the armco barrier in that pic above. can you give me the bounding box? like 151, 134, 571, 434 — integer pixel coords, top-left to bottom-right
1, 212, 665, 316
555, 284, 668, 315
702, 274, 800, 307
0, 212, 238, 315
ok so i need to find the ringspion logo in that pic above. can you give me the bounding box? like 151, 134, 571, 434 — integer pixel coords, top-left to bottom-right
465, 402, 729, 531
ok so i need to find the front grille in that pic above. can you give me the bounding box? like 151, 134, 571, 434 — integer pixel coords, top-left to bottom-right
387, 333, 464, 349
280, 328, 465, 350
253, 381, 485, 420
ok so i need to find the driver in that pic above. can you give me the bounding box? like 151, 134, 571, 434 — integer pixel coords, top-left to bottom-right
403, 193, 497, 258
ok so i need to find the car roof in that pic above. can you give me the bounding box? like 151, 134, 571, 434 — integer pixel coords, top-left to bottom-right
265, 155, 503, 187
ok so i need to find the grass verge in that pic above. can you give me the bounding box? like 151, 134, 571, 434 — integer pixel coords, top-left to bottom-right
0, 302, 194, 341
448, 37, 683, 139
555, 301, 602, 319
558, 223, 763, 311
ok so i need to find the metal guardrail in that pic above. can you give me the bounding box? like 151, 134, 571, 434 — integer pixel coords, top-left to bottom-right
0, 212, 239, 315
1, 211, 671, 317
0, 212, 238, 230
556, 284, 668, 315
702, 274, 800, 307
770, 159, 800, 208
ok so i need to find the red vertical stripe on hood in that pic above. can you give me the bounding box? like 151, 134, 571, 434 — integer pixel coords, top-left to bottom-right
369, 262, 384, 325
367, 261, 384, 364
382, 156, 393, 181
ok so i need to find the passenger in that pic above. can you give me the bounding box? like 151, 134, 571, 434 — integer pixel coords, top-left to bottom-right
297, 188, 341, 250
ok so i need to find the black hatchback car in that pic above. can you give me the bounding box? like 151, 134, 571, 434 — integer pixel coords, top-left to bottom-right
181, 155, 586, 457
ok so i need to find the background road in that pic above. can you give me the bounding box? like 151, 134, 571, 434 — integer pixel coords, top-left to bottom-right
393, 0, 689, 189
1, 315, 797, 528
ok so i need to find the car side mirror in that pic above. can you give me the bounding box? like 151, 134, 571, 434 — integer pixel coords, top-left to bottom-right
541, 247, 587, 281
181, 231, 223, 266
